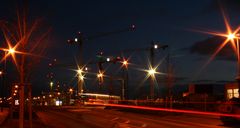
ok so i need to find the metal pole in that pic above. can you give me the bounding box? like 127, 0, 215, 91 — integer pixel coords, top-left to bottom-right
28, 84, 32, 128
150, 43, 155, 100
10, 85, 14, 119
167, 53, 173, 108
19, 50, 26, 128
0, 73, 3, 112
19, 84, 24, 128
1, 51, 6, 112
121, 79, 125, 100
78, 40, 84, 95
109, 77, 113, 98
123, 67, 128, 100
4, 51, 6, 97
237, 38, 240, 97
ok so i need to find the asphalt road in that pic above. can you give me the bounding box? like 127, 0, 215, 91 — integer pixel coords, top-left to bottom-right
35, 106, 235, 128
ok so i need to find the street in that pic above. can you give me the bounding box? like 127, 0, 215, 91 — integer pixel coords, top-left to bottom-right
35, 106, 229, 128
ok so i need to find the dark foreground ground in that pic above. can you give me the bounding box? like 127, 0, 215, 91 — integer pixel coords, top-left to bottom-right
1, 106, 239, 128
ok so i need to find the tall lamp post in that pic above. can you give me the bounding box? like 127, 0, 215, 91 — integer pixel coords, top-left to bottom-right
149, 42, 168, 100
122, 60, 129, 100
226, 33, 240, 97
69, 88, 73, 105
234, 34, 240, 97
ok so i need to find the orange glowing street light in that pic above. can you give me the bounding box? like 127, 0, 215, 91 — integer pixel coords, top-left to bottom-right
69, 88, 73, 93
97, 72, 103, 78
227, 33, 236, 40
8, 48, 16, 54
0, 7, 51, 128
123, 60, 128, 66
0, 45, 17, 64
120, 58, 130, 100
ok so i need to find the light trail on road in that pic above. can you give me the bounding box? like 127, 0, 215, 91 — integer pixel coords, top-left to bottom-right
87, 102, 240, 118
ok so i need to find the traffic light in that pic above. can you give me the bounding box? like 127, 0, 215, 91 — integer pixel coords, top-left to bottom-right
112, 56, 122, 63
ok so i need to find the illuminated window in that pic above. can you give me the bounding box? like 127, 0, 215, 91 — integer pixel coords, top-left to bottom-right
234, 89, 239, 98
227, 89, 232, 94
233, 89, 239, 93
227, 89, 239, 99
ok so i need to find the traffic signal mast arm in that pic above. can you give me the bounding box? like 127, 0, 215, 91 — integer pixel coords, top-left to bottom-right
102, 44, 169, 56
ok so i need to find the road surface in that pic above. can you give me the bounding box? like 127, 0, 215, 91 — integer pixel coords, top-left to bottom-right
35, 106, 233, 128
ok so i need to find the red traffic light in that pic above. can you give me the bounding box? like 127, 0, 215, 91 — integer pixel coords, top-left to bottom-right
67, 39, 74, 44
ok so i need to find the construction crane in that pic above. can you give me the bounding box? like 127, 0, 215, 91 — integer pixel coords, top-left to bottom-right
67, 25, 135, 95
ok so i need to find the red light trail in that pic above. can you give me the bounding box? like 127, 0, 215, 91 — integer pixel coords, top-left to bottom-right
86, 102, 240, 118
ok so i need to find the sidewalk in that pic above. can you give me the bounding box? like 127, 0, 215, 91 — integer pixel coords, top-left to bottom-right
0, 108, 9, 125
0, 110, 46, 128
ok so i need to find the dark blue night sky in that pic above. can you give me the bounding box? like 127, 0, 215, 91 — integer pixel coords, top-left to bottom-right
1, 0, 240, 97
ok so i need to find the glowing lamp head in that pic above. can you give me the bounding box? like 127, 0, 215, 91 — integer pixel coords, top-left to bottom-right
69, 88, 73, 92
154, 44, 158, 49
77, 69, 83, 74
50, 82, 53, 87
148, 69, 156, 75
228, 33, 236, 40
97, 73, 103, 78
0, 71, 2, 75
74, 38, 78, 42
123, 60, 128, 66
9, 48, 15, 54
79, 75, 84, 80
